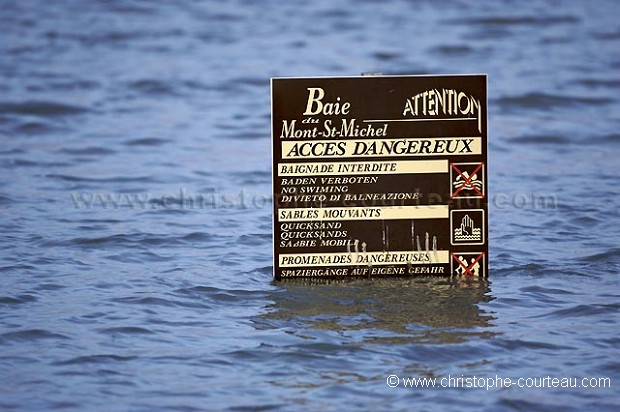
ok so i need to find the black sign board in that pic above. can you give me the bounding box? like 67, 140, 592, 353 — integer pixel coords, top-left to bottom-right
271, 75, 487, 280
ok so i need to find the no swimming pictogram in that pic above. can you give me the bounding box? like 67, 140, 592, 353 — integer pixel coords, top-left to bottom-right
451, 162, 485, 199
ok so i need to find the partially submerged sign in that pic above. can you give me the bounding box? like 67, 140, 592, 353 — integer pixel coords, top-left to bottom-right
271, 75, 487, 280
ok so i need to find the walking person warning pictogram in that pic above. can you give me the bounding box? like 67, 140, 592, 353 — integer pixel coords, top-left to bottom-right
451, 162, 485, 199
451, 252, 486, 277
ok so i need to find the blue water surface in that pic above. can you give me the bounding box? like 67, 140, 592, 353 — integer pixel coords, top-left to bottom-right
0, 0, 619, 410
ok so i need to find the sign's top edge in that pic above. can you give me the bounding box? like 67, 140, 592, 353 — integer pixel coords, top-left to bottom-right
270, 73, 488, 81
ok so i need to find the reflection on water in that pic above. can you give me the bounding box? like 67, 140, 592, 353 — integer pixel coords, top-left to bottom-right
263, 277, 495, 344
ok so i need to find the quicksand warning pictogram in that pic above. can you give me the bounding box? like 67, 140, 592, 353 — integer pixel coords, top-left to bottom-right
451, 209, 485, 245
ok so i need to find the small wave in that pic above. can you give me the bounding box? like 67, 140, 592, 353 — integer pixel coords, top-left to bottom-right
536, 303, 620, 319
180, 80, 212, 91
0, 294, 37, 305
507, 135, 569, 145
44, 80, 101, 91
98, 327, 155, 335
288, 39, 307, 49
143, 207, 193, 216
0, 264, 37, 273
229, 170, 271, 185
15, 121, 61, 135
174, 286, 265, 304
0, 148, 24, 155
518, 286, 574, 305
498, 398, 564, 412
432, 44, 474, 55
577, 78, 620, 88
456, 15, 579, 27
492, 263, 546, 276
584, 337, 620, 350
128, 80, 179, 96
495, 92, 612, 110
180, 232, 217, 242
600, 361, 620, 375
6, 158, 70, 167
46, 173, 156, 183
0, 101, 89, 117
493, 338, 574, 351
44, 29, 183, 45
70, 234, 139, 247
110, 296, 209, 309
568, 215, 603, 226
520, 285, 575, 296
578, 247, 620, 263
225, 130, 268, 140
592, 30, 620, 40
44, 234, 177, 250
254, 265, 273, 276
106, 251, 170, 263
71, 218, 124, 224
54, 354, 137, 365
35, 283, 65, 291
591, 133, 620, 144
59, 147, 117, 155
371, 50, 402, 61
100, 2, 156, 15
124, 137, 170, 147
175, 286, 223, 295
0, 329, 70, 342
234, 76, 268, 87
237, 233, 271, 246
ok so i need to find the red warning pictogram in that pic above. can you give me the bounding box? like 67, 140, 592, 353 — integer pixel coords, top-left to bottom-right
451, 252, 485, 277
451, 162, 484, 199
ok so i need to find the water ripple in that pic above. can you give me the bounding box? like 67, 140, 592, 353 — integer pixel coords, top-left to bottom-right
98, 327, 155, 335
537, 304, 620, 319
0, 101, 90, 116
109, 296, 210, 310
124, 137, 171, 146
578, 247, 620, 263
495, 92, 613, 110
53, 354, 137, 365
0, 329, 70, 342
507, 135, 569, 145
456, 15, 579, 27
0, 294, 37, 305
